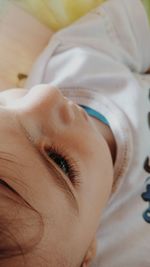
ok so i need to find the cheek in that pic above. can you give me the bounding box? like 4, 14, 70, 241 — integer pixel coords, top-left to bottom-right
79, 139, 114, 215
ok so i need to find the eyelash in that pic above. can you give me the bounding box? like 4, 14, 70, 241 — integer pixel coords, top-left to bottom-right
0, 178, 20, 198
0, 178, 13, 192
45, 144, 80, 187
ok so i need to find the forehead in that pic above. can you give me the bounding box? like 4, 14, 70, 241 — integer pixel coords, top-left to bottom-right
0, 109, 24, 152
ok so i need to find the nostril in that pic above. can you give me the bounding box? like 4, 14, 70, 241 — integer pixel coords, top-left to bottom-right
59, 102, 75, 124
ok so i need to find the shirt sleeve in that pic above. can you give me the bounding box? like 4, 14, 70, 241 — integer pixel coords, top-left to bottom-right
26, 0, 150, 88
54, 0, 150, 72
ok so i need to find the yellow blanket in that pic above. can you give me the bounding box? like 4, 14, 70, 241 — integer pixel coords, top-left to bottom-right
13, 0, 106, 30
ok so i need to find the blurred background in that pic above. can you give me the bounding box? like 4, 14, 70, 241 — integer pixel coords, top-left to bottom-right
0, 0, 105, 90
0, 0, 149, 90
13, 0, 106, 31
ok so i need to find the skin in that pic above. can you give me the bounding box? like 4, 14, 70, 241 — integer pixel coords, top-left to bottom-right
0, 84, 116, 267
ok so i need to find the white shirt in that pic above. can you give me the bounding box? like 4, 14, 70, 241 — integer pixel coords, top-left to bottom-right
26, 0, 150, 266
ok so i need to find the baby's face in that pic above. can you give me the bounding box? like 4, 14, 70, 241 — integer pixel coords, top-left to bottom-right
0, 85, 113, 266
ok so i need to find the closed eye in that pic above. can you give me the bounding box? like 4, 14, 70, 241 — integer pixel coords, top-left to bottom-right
45, 144, 80, 188
0, 178, 16, 193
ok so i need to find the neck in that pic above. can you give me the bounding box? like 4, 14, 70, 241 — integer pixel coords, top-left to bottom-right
91, 117, 117, 165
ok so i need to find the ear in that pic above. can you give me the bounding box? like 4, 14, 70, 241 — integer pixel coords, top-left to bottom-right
81, 238, 97, 267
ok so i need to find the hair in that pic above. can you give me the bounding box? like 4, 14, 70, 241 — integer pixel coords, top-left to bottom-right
0, 151, 44, 266
0, 152, 83, 267
0, 198, 83, 267
0, 189, 44, 266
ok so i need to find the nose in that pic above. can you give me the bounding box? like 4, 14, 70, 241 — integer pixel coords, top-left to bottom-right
15, 85, 75, 128
43, 86, 75, 124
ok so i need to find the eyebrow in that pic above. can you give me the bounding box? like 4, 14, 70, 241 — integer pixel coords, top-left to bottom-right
18, 120, 79, 216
